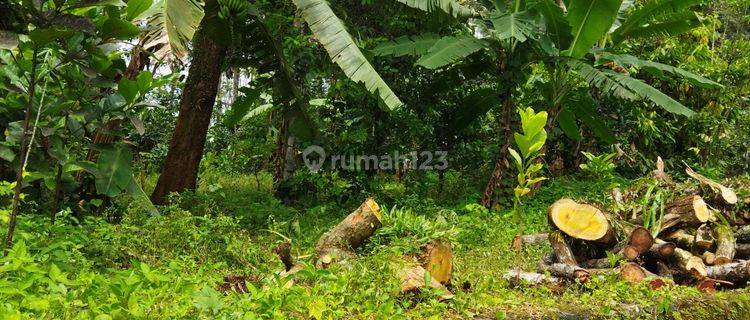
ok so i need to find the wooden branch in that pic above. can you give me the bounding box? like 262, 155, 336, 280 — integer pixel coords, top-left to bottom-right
706, 260, 750, 283
538, 262, 590, 283
548, 231, 578, 266
685, 165, 738, 206
511, 232, 549, 250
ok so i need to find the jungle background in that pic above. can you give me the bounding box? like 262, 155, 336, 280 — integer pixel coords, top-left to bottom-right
0, 0, 749, 318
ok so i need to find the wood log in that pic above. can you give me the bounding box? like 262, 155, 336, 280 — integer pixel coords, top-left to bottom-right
580, 257, 615, 269
685, 165, 738, 206
656, 261, 674, 279
705, 260, 750, 283
538, 262, 590, 283
588, 263, 648, 284
672, 247, 707, 277
696, 224, 716, 249
398, 265, 453, 300
663, 229, 712, 252
736, 243, 750, 259
511, 232, 549, 250
548, 199, 614, 245
736, 225, 750, 243
624, 227, 654, 261
648, 241, 676, 260
314, 198, 382, 267
504, 270, 563, 289
619, 262, 648, 284
548, 231, 578, 266
714, 225, 736, 265
702, 252, 716, 266
419, 239, 452, 284
660, 195, 710, 231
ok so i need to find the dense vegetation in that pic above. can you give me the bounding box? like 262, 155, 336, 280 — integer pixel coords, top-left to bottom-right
0, 0, 749, 318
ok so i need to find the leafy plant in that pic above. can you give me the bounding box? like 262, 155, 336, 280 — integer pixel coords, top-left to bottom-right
508, 107, 548, 205
579, 151, 617, 179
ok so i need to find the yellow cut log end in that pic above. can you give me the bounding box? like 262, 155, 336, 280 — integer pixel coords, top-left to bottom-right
421, 239, 452, 285
691, 196, 710, 223
548, 199, 610, 242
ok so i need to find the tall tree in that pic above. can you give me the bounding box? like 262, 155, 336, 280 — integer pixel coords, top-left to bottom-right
150, 2, 226, 204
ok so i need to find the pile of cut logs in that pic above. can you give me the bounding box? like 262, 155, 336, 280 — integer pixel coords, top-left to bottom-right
507, 163, 750, 292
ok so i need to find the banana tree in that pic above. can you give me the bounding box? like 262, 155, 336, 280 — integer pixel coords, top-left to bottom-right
372, 0, 722, 207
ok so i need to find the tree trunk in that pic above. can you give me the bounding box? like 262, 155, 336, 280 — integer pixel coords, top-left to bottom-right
481, 95, 513, 208
150, 23, 226, 205
705, 260, 750, 283
659, 195, 710, 232
714, 225, 736, 265
3, 46, 38, 256
548, 199, 615, 245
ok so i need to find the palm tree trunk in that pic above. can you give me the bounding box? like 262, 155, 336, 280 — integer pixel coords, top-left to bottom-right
150, 23, 226, 205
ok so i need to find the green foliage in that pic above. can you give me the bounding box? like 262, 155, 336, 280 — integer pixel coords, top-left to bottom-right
564, 0, 622, 58
293, 0, 403, 110
415, 35, 490, 69
579, 151, 617, 179
509, 107, 548, 202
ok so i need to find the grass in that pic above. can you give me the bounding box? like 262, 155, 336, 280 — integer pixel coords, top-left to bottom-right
1, 172, 749, 319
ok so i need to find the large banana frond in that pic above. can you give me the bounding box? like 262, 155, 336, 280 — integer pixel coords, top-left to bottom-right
564, 0, 622, 58
611, 0, 704, 44
490, 10, 537, 43
141, 0, 204, 60
393, 0, 476, 17
567, 60, 695, 116
599, 53, 722, 89
608, 0, 635, 33
531, 0, 572, 49
371, 33, 441, 57
293, 0, 403, 110
416, 35, 489, 69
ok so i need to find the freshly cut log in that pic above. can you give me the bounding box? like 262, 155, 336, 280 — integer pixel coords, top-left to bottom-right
702, 252, 717, 266
648, 241, 676, 260
548, 199, 614, 244
504, 270, 563, 288
548, 231, 578, 266
663, 229, 712, 251
714, 225, 736, 265
619, 262, 648, 284
685, 166, 738, 206
511, 233, 549, 250
623, 227, 654, 261
706, 260, 750, 283
314, 198, 382, 267
538, 262, 590, 283
419, 239, 452, 285
736, 225, 750, 243
587, 263, 648, 284
399, 265, 453, 300
672, 247, 707, 277
660, 195, 710, 231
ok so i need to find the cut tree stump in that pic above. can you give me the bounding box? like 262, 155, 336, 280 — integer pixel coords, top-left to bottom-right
399, 265, 454, 300
511, 233, 549, 250
660, 195, 710, 231
714, 225, 736, 265
314, 198, 382, 268
588, 262, 648, 284
702, 252, 717, 266
706, 260, 750, 283
548, 199, 614, 245
685, 165, 738, 206
419, 239, 452, 285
